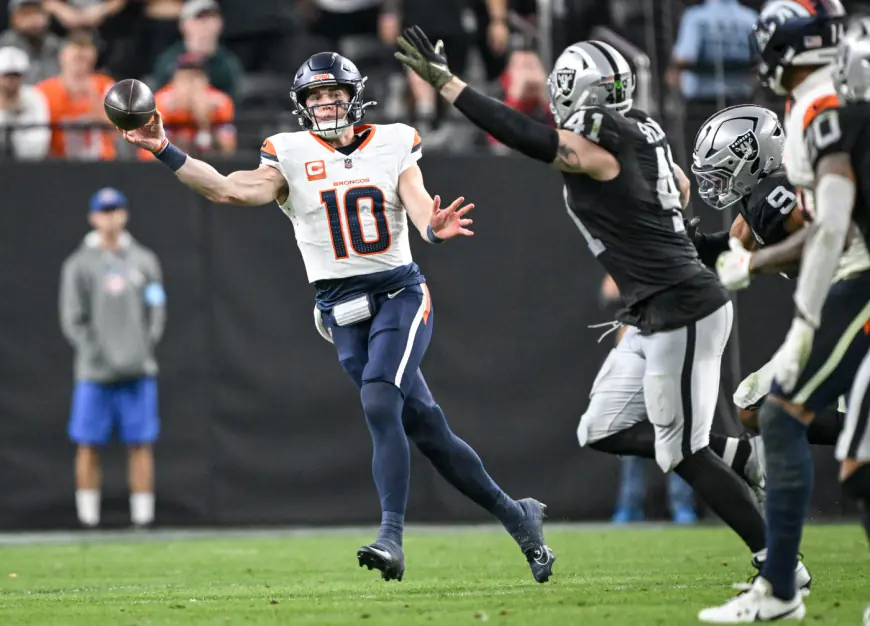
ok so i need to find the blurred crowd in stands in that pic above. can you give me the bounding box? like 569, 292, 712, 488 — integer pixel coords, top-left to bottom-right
0, 0, 551, 160
5, 0, 870, 163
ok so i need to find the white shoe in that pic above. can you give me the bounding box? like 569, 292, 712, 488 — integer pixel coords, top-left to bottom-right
698, 577, 806, 623
747, 556, 812, 597
863, 604, 870, 626
744, 436, 766, 509
794, 561, 812, 596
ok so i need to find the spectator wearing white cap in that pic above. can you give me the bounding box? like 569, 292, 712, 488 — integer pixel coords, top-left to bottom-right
0, 0, 64, 84
152, 0, 243, 101
0, 45, 49, 159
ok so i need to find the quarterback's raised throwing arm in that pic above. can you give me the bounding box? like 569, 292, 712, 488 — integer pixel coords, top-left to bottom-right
120, 111, 288, 206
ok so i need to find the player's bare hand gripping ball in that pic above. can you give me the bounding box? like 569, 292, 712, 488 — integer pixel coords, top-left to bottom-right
430, 195, 474, 240
120, 110, 168, 153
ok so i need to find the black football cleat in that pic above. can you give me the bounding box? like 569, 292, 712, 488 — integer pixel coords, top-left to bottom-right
357, 540, 405, 582
510, 498, 555, 583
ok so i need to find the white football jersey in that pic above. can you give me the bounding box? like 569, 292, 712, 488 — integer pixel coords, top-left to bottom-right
784, 66, 870, 280
260, 123, 423, 283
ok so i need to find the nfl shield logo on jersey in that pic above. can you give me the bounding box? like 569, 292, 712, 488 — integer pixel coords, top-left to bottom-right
345, 158, 353, 169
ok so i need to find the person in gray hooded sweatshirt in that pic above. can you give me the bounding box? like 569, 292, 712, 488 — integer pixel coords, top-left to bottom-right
59, 187, 165, 529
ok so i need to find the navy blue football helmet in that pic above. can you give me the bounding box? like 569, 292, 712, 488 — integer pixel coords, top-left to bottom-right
751, 0, 847, 95
289, 52, 376, 138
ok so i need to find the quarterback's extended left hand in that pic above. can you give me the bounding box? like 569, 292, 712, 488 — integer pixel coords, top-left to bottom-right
395, 26, 454, 90
772, 317, 815, 394
716, 237, 753, 290
429, 195, 474, 240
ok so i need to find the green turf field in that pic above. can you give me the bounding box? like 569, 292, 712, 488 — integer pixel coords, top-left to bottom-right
0, 524, 867, 625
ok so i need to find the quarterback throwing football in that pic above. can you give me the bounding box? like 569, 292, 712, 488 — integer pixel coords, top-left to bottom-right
118, 52, 554, 584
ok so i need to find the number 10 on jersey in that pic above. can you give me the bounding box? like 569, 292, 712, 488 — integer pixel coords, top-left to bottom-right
320, 186, 391, 259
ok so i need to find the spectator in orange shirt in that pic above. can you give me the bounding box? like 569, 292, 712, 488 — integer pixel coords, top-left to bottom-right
140, 52, 234, 159
36, 31, 115, 160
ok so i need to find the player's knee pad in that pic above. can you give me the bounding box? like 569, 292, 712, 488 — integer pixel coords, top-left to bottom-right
360, 381, 404, 431
842, 463, 870, 502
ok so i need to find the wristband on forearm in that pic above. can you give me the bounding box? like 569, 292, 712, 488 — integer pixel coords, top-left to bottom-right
152, 138, 188, 172
426, 225, 444, 244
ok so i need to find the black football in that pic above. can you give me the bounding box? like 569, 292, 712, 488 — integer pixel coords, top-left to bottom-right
104, 79, 156, 131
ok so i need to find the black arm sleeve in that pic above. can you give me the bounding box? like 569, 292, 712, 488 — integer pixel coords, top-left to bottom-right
454, 86, 560, 163
693, 230, 730, 268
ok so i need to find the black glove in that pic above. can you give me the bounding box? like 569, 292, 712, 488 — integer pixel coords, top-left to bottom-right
395, 25, 454, 91
684, 216, 731, 268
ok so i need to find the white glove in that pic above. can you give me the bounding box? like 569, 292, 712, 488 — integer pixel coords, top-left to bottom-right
771, 317, 815, 394
313, 306, 334, 344
716, 237, 753, 290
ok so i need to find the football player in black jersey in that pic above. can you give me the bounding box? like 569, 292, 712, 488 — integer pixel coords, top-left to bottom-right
394, 27, 814, 586
688, 105, 845, 449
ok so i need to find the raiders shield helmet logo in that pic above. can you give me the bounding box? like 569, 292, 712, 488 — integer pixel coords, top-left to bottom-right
728, 131, 760, 161
555, 68, 576, 95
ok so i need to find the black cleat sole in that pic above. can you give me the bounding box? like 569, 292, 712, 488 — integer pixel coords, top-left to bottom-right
357, 547, 404, 582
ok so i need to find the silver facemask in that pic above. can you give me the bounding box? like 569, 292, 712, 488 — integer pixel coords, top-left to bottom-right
691, 105, 785, 210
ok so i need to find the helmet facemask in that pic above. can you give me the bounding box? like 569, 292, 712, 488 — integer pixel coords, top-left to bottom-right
692, 162, 750, 211
290, 77, 375, 139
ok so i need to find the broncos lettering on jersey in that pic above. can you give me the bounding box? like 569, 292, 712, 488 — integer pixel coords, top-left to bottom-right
784, 65, 870, 280
562, 105, 728, 331
260, 124, 423, 283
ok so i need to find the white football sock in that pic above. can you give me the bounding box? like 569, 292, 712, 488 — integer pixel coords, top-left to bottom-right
130, 492, 155, 526
75, 489, 100, 527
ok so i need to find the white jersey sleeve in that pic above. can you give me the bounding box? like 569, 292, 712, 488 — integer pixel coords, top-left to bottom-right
399, 126, 423, 173
783, 67, 870, 280
259, 137, 281, 170
259, 124, 423, 283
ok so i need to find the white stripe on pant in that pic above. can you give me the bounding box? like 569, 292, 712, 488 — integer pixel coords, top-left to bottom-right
837, 346, 870, 463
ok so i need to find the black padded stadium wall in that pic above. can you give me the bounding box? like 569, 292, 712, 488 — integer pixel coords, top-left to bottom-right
0, 158, 848, 530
